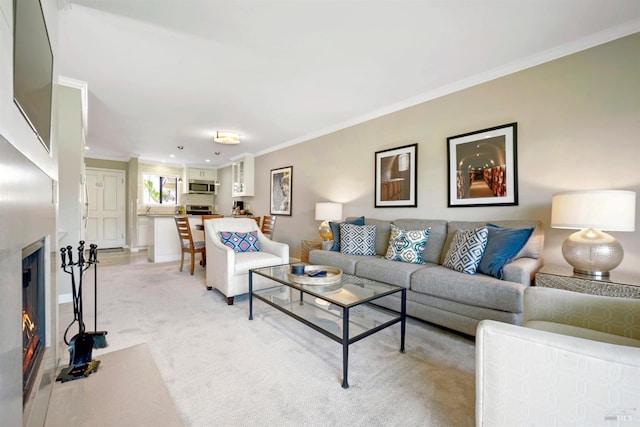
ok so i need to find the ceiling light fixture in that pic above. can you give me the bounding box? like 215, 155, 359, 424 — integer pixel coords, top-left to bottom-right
214, 131, 240, 145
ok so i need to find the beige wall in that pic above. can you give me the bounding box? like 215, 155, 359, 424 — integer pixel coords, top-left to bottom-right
85, 157, 129, 170
57, 85, 84, 297
243, 33, 639, 275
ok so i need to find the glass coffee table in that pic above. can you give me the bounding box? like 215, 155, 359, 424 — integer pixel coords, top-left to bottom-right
249, 263, 406, 389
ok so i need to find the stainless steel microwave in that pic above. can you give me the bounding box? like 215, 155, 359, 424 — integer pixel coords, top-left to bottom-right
188, 180, 217, 194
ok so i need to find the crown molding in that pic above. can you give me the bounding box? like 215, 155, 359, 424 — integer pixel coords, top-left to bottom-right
256, 21, 640, 158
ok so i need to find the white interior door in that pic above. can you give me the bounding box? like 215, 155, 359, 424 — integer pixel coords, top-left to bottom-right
85, 168, 126, 249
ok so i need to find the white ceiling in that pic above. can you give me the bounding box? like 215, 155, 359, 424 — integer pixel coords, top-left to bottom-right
57, 0, 640, 168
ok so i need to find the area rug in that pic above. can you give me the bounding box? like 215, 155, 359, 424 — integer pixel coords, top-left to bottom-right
63, 260, 476, 426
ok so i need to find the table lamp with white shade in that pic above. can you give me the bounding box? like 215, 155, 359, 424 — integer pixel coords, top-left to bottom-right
315, 202, 343, 241
551, 189, 636, 278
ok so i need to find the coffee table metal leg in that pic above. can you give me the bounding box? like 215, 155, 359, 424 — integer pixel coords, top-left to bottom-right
400, 288, 406, 353
342, 308, 350, 389
249, 271, 253, 320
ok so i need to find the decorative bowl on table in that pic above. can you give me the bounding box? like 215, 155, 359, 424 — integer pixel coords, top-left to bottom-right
286, 265, 343, 292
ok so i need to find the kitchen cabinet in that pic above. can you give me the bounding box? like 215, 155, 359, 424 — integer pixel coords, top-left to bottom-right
147, 216, 182, 262
231, 154, 254, 197
186, 168, 217, 181
137, 216, 150, 247
146, 215, 203, 263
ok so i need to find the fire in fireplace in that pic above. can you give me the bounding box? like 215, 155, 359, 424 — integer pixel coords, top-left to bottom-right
22, 239, 45, 403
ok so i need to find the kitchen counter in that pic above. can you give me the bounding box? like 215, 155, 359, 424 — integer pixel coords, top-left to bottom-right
137, 214, 203, 217
147, 217, 181, 262
146, 215, 205, 262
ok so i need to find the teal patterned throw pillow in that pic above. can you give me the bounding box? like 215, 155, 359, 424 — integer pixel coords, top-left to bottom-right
384, 224, 430, 264
340, 224, 377, 256
443, 227, 489, 274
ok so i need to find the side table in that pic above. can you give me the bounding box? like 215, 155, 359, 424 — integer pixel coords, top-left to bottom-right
300, 240, 322, 263
535, 265, 640, 299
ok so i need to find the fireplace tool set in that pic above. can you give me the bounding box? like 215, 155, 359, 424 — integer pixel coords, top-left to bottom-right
56, 241, 107, 382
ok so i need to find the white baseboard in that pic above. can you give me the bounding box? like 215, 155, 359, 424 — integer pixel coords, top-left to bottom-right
58, 293, 72, 304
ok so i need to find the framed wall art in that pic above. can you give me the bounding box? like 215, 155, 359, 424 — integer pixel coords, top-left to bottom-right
375, 143, 418, 208
270, 166, 292, 215
447, 122, 518, 207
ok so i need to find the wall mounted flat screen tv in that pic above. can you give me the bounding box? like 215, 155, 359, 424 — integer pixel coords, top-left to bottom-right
13, 0, 54, 152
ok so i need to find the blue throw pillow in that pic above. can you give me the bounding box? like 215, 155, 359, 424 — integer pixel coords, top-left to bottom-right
218, 231, 261, 252
329, 216, 365, 251
477, 224, 534, 279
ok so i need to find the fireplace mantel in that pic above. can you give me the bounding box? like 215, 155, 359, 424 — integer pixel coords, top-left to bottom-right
0, 137, 58, 427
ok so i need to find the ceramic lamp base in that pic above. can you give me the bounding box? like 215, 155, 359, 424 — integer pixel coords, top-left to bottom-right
562, 228, 624, 278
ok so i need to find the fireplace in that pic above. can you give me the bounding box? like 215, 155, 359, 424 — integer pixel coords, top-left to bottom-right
22, 239, 46, 404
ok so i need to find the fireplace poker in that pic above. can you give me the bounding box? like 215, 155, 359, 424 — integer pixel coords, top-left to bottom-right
60, 246, 80, 346
86, 243, 108, 348
56, 241, 100, 382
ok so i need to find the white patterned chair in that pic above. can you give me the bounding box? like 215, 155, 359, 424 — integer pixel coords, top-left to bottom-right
204, 218, 289, 305
476, 286, 640, 426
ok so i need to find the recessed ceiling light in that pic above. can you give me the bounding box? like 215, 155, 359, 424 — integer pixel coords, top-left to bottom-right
205, 159, 210, 162
169, 154, 175, 158
84, 146, 89, 150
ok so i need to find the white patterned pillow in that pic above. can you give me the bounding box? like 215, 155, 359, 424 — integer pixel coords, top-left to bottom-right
384, 224, 430, 264
443, 227, 489, 274
340, 224, 377, 256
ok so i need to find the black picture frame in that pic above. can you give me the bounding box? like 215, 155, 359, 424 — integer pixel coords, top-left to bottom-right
270, 166, 292, 215
375, 143, 418, 207
447, 122, 518, 207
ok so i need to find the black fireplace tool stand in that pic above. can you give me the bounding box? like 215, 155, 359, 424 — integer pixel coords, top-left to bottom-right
56, 242, 101, 382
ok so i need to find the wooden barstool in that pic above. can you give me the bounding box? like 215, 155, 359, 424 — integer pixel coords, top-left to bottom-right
261, 215, 277, 239
175, 216, 205, 275
199, 215, 223, 266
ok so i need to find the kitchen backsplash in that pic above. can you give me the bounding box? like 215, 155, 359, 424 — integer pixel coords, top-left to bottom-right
181, 193, 217, 208
138, 192, 218, 215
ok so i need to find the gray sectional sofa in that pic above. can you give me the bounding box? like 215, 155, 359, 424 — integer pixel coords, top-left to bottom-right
309, 218, 544, 336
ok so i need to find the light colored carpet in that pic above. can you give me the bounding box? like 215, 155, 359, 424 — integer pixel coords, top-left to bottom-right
59, 260, 476, 426
45, 343, 183, 427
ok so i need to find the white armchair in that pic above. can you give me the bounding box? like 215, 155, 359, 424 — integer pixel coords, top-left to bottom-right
476, 287, 640, 426
205, 218, 289, 305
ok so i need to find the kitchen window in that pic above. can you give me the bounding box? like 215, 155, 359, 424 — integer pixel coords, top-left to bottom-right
143, 175, 178, 205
